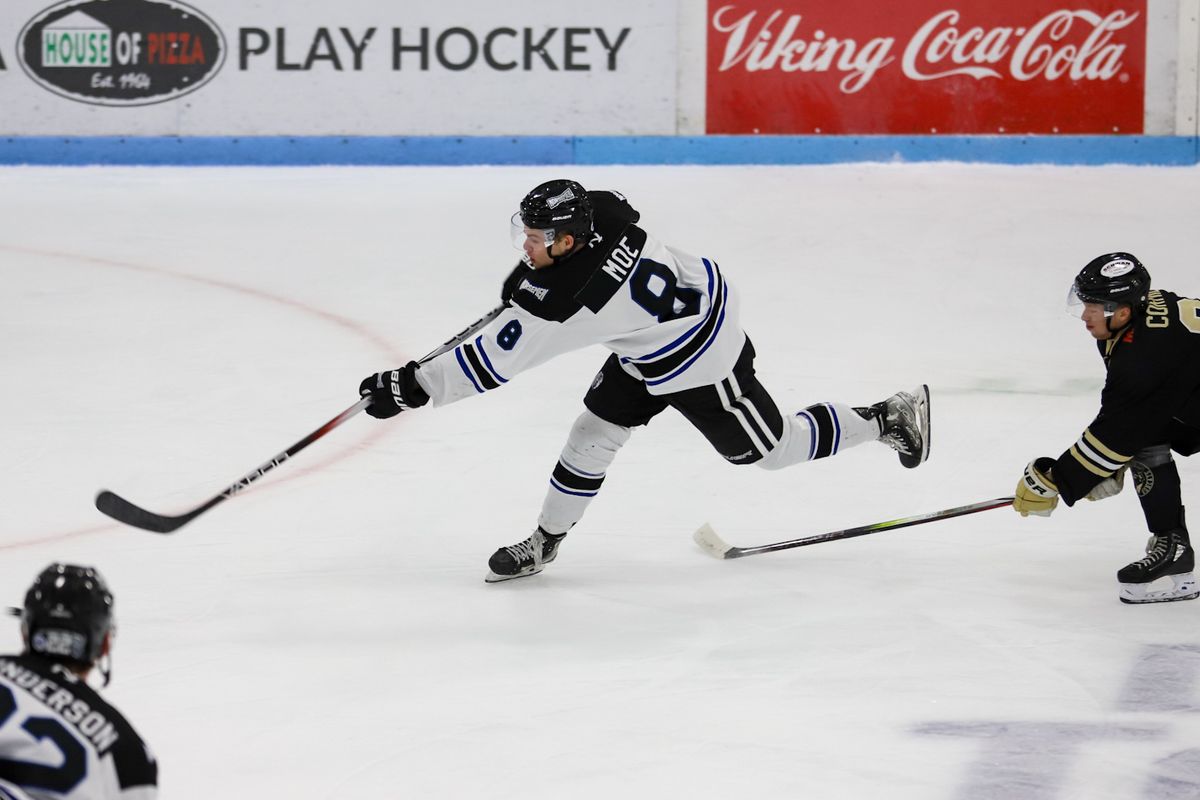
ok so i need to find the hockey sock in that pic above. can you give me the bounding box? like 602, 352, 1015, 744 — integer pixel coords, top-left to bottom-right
757, 402, 878, 470
1133, 445, 1186, 536
537, 410, 632, 535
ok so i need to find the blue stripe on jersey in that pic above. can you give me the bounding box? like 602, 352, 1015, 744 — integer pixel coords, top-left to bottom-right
829, 404, 842, 454
645, 284, 727, 386
550, 478, 599, 497
474, 335, 508, 384
455, 347, 485, 394
798, 409, 818, 461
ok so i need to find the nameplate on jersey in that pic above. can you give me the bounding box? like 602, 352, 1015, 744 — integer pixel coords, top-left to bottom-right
575, 226, 647, 313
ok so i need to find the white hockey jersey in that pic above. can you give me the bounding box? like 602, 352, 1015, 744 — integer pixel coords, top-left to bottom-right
417, 191, 747, 407
0, 655, 156, 800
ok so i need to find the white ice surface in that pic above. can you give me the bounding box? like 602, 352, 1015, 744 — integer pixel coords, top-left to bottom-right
2, 164, 1199, 799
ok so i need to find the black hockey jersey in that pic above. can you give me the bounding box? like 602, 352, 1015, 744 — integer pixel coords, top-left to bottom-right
417, 190, 747, 405
0, 654, 157, 800
1053, 289, 1200, 505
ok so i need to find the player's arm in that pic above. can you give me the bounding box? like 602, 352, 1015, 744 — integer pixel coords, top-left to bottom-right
413, 303, 590, 407
1014, 355, 1171, 515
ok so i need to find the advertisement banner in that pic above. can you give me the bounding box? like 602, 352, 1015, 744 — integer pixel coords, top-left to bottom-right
0, 0, 677, 135
706, 0, 1147, 134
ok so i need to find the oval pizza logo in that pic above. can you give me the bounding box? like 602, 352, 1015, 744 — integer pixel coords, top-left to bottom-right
1100, 259, 1135, 277
18, 0, 225, 106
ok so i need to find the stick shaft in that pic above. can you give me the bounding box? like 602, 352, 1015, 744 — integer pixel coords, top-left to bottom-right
96, 304, 507, 533
418, 304, 504, 363
714, 497, 1015, 559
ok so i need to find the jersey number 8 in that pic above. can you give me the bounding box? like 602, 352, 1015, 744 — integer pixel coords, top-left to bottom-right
629, 260, 702, 323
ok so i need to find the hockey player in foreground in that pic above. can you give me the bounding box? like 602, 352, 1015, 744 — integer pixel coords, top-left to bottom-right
0, 564, 157, 799
1013, 253, 1200, 604
359, 179, 931, 582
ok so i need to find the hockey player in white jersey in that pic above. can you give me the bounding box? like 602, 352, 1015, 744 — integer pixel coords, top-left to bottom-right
359, 179, 930, 582
0, 565, 156, 799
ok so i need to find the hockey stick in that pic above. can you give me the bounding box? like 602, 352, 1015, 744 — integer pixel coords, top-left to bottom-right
693, 497, 1015, 560
95, 304, 506, 534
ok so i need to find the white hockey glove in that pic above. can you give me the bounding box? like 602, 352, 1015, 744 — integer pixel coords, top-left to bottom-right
1013, 457, 1059, 517
1085, 465, 1126, 502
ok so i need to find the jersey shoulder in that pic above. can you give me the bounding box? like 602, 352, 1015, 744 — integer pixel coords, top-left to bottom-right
1110, 290, 1200, 362
0, 654, 158, 791
511, 191, 646, 322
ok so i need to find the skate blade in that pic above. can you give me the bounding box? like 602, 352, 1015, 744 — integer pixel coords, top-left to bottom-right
484, 565, 545, 583
1118, 572, 1199, 604
911, 384, 931, 467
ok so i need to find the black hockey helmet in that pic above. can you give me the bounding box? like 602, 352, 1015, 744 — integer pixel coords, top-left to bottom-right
515, 179, 594, 247
21, 563, 114, 666
1069, 252, 1151, 315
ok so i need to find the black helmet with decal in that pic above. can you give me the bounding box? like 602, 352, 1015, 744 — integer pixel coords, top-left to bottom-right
1070, 252, 1151, 314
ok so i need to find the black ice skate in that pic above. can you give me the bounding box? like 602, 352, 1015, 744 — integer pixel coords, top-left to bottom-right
857, 384, 931, 469
486, 527, 566, 583
1117, 528, 1198, 604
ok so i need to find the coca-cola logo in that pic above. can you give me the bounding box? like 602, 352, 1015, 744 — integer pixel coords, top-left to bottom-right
18, 0, 226, 106
712, 5, 1139, 94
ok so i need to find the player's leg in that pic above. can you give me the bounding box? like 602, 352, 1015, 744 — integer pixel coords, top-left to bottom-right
667, 339, 918, 470
1118, 442, 1197, 604
485, 356, 666, 582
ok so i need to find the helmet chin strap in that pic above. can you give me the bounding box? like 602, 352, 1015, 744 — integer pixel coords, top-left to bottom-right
545, 236, 581, 266
98, 651, 112, 687
1104, 307, 1135, 336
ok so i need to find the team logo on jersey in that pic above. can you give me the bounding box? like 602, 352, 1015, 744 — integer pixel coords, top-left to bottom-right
519, 278, 548, 301
1100, 259, 1135, 277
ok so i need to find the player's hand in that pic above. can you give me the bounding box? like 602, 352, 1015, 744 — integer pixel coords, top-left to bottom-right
358, 362, 429, 419
1086, 466, 1126, 501
501, 262, 533, 304
1013, 457, 1059, 517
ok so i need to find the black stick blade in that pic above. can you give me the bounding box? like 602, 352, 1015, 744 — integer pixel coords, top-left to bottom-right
95, 490, 194, 534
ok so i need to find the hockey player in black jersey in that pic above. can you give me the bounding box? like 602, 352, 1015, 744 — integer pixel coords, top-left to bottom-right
1014, 252, 1200, 604
360, 179, 931, 581
1, 565, 157, 799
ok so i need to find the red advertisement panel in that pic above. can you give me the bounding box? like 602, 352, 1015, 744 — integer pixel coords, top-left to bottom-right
706, 1, 1147, 134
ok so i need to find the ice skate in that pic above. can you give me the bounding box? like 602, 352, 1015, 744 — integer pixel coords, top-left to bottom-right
485, 527, 566, 583
1117, 529, 1199, 604
857, 384, 931, 469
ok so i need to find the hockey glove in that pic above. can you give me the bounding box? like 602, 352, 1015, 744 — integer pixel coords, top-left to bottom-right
358, 362, 430, 419
1086, 465, 1126, 501
1013, 457, 1059, 517
501, 262, 533, 305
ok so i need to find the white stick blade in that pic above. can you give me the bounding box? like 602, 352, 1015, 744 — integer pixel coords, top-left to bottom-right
693, 523, 733, 559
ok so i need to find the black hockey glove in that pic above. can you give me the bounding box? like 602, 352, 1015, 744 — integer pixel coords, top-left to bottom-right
501, 261, 533, 304
358, 362, 430, 419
